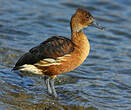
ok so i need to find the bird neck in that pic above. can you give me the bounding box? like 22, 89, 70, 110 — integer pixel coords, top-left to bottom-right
71, 31, 88, 46
71, 30, 90, 64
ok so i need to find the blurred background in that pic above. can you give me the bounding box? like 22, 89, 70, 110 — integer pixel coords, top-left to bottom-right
0, 0, 131, 110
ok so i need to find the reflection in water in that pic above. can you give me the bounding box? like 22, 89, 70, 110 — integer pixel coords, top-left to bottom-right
0, 0, 131, 110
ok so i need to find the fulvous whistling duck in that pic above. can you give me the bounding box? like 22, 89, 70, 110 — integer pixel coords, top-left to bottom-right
13, 8, 104, 97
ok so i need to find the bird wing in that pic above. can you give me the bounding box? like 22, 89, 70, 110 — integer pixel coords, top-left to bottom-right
13, 36, 74, 69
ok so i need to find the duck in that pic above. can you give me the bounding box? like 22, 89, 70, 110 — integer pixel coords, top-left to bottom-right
13, 8, 103, 97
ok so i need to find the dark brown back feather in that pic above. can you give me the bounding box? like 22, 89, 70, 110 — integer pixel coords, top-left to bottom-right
14, 36, 74, 68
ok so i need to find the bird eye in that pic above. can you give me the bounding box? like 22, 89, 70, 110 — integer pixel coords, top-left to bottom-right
86, 15, 90, 18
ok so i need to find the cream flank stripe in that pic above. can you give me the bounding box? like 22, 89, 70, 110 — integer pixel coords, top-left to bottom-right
19, 64, 43, 74
35, 54, 71, 67
19, 54, 71, 74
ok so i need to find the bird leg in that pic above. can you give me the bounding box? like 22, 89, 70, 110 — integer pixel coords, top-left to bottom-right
49, 78, 57, 98
44, 76, 52, 94
44, 76, 57, 97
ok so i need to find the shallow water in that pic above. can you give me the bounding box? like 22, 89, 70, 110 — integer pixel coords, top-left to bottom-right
0, 0, 131, 110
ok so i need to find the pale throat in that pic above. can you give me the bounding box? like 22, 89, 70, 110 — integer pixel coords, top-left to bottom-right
70, 21, 90, 53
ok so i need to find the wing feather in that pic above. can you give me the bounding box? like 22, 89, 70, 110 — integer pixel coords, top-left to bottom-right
13, 36, 74, 69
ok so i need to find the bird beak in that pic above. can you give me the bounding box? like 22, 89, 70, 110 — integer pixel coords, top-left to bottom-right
92, 19, 104, 30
